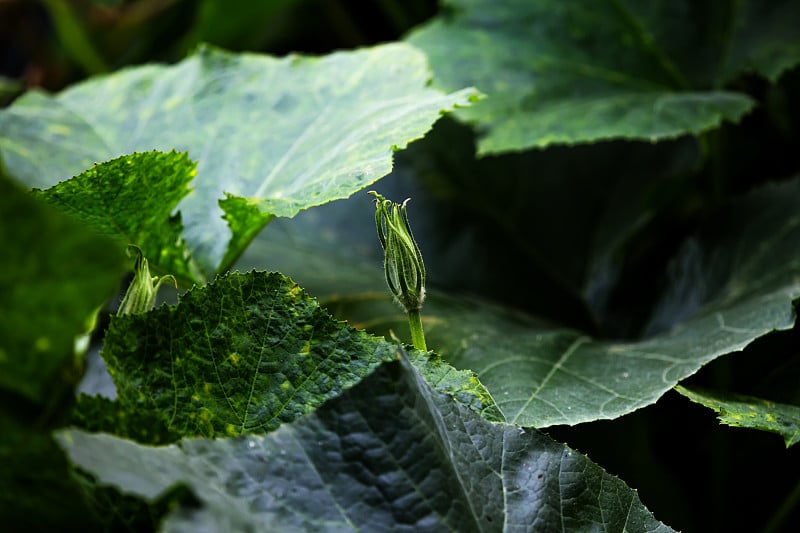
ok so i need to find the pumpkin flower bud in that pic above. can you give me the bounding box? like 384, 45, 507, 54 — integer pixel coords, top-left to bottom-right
370, 192, 426, 311
117, 246, 177, 315
370, 191, 428, 351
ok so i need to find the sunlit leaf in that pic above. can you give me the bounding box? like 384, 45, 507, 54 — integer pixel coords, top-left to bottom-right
0, 43, 478, 276
35, 151, 202, 283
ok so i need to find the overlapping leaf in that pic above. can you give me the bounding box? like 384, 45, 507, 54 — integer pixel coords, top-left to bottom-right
0, 43, 478, 276
101, 270, 396, 440
238, 174, 800, 427
407, 0, 800, 153
98, 270, 499, 442
35, 150, 202, 283
389, 119, 703, 332
58, 355, 675, 532
676, 386, 800, 448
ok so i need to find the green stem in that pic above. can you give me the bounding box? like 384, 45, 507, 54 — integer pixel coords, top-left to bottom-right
407, 309, 427, 351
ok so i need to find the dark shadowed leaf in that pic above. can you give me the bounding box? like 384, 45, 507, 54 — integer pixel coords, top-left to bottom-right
0, 418, 100, 531
0, 174, 125, 405
0, 174, 126, 530
181, 0, 298, 52
391, 118, 703, 333
426, 177, 800, 427
58, 355, 675, 532
407, 0, 800, 152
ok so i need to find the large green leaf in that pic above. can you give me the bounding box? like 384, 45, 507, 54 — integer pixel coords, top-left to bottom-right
0, 43, 478, 276
407, 0, 800, 153
238, 176, 800, 427
102, 270, 396, 440
0, 174, 125, 405
98, 270, 499, 442
676, 386, 800, 448
391, 118, 703, 333
58, 355, 675, 532
35, 150, 203, 283
421, 177, 800, 427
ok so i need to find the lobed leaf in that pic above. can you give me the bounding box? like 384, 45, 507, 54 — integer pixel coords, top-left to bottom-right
58, 355, 675, 532
102, 270, 397, 440
35, 150, 202, 284
0, 43, 478, 277
429, 177, 800, 426
407, 0, 800, 153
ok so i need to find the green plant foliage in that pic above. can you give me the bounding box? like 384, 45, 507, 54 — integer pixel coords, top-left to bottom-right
407, 0, 800, 153
422, 169, 800, 428
0, 43, 478, 276
35, 151, 202, 284
97, 270, 499, 441
0, 417, 101, 531
182, 0, 298, 51
394, 118, 705, 330
0, 174, 126, 529
101, 270, 399, 440
676, 386, 800, 447
70, 394, 178, 445
0, 174, 125, 405
57, 356, 675, 532
4, 4, 800, 529
238, 176, 800, 427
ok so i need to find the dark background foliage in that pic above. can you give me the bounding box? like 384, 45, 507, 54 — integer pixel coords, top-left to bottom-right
2, 1, 799, 531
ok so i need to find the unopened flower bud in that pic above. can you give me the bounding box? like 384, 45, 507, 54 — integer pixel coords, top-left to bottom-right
369, 191, 426, 313
117, 246, 177, 315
